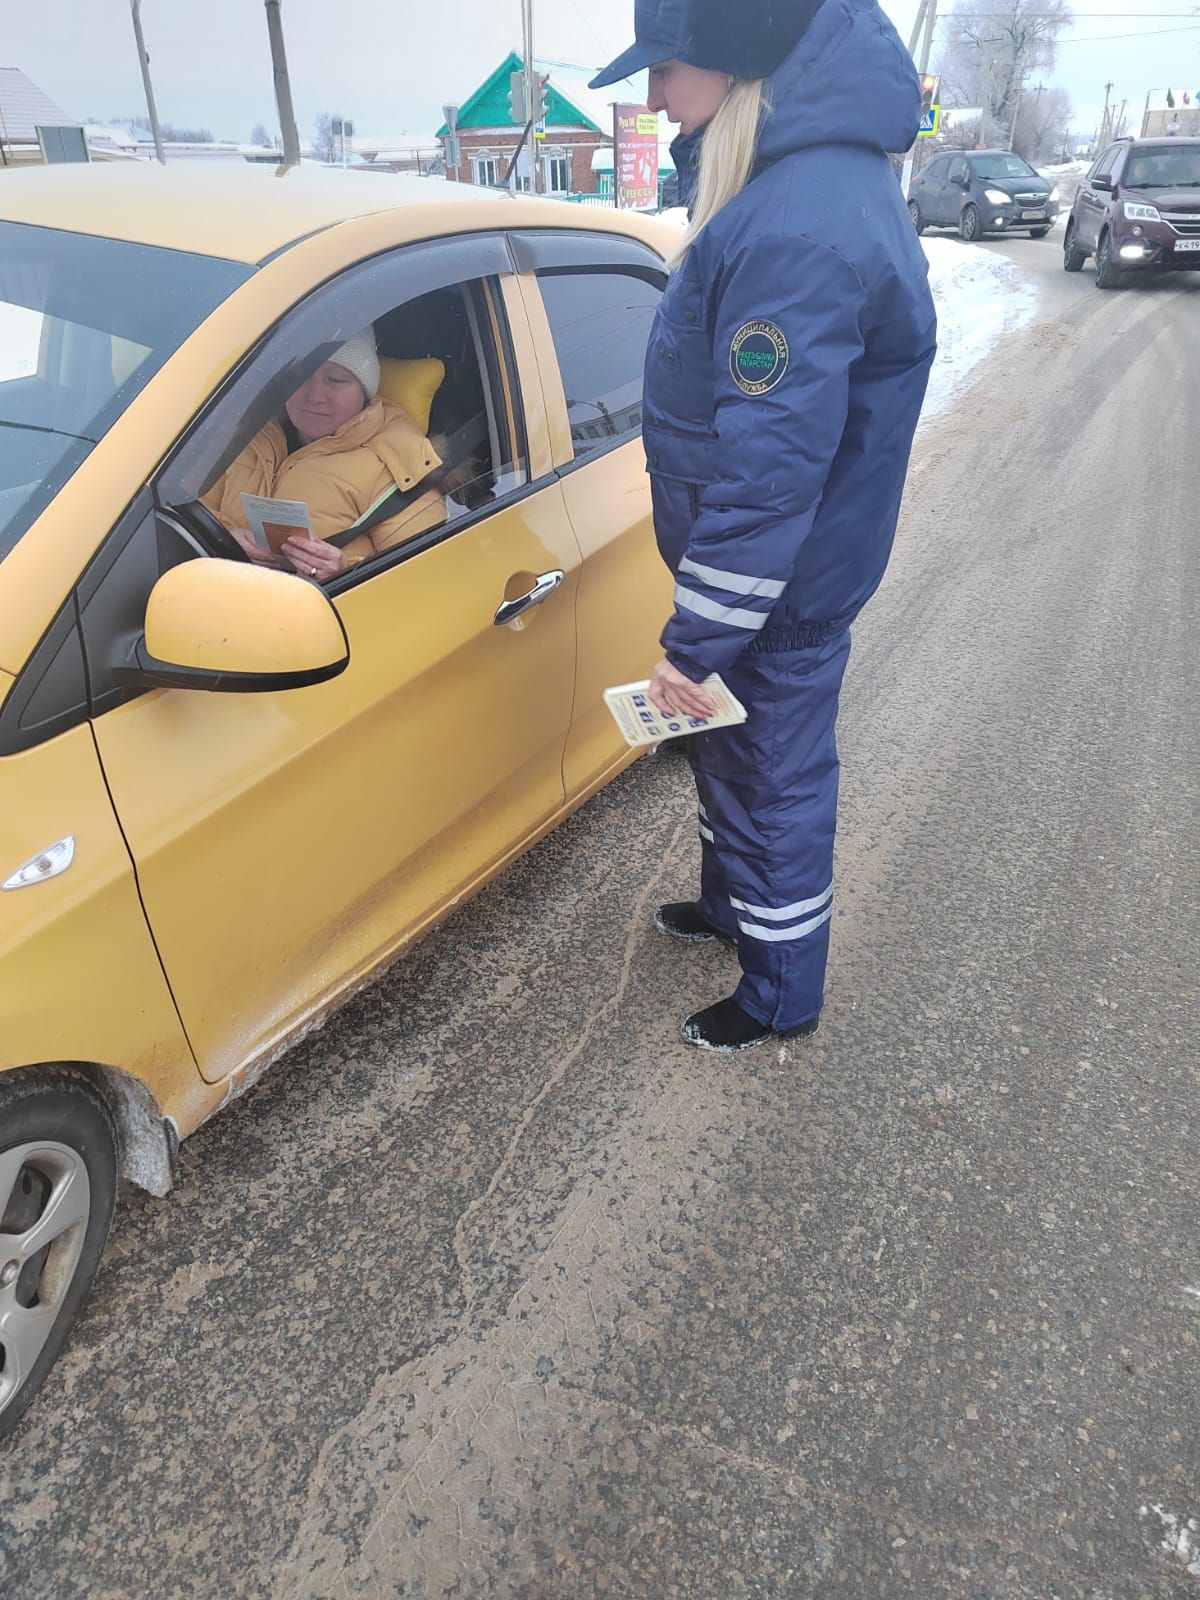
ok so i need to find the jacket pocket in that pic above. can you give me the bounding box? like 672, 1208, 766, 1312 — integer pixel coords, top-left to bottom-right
686, 482, 702, 525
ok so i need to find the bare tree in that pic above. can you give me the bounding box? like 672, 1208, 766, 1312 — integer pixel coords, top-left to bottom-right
250, 122, 272, 147
937, 0, 1073, 145
314, 110, 347, 164
1014, 84, 1073, 162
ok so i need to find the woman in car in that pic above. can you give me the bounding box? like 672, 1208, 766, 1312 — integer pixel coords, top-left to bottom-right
590, 0, 937, 1050
202, 328, 446, 581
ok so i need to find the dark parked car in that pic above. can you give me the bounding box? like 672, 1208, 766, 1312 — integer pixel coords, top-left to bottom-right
908, 150, 1059, 242
1064, 137, 1200, 288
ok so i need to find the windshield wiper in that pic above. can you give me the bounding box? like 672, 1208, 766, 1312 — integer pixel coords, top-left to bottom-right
0, 419, 94, 443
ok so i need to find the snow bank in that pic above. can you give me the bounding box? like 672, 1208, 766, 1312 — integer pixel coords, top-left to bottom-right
921, 236, 1037, 419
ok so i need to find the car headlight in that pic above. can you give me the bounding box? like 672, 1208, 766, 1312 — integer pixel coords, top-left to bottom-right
1048, 187, 1060, 203
984, 188, 1011, 205
1124, 201, 1162, 222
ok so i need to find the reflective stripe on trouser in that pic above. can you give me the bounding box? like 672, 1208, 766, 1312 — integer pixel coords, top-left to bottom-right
688, 630, 852, 1031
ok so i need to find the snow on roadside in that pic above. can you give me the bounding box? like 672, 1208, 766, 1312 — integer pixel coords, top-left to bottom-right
921, 236, 1037, 420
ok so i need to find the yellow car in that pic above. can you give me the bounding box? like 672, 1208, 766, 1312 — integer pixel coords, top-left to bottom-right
0, 164, 674, 1436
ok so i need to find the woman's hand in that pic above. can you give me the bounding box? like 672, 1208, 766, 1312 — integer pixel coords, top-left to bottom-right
648, 659, 718, 720
229, 527, 282, 568
279, 535, 347, 583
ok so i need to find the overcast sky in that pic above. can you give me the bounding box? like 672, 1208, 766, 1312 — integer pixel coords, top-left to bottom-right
5, 1, 1200, 145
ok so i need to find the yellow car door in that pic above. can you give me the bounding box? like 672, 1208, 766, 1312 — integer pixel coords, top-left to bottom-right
83, 247, 582, 1083
509, 232, 675, 797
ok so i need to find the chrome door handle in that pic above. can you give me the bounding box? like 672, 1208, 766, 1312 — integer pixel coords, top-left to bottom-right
493, 570, 565, 627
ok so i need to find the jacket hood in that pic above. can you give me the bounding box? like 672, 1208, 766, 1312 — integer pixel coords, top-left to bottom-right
757, 0, 920, 164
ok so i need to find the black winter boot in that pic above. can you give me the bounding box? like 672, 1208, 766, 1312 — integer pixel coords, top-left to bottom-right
654, 902, 731, 944
681, 997, 820, 1053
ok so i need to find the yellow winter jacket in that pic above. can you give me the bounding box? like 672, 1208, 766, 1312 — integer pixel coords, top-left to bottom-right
202, 397, 446, 569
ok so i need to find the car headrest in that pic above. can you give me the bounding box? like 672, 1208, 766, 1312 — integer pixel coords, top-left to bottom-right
377, 357, 446, 435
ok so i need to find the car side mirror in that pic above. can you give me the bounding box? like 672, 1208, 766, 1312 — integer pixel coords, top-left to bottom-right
1092, 176, 1114, 192
127, 559, 350, 694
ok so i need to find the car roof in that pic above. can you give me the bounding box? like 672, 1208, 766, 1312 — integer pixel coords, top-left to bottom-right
1125, 136, 1200, 147
0, 163, 660, 265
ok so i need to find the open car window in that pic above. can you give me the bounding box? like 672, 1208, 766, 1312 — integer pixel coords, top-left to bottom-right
158, 235, 530, 586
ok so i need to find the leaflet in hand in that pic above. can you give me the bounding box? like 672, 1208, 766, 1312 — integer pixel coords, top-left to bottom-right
240, 493, 313, 556
604, 675, 747, 747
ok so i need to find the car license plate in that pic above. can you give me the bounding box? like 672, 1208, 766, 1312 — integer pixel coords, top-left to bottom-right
1022, 209, 1046, 220
1174, 238, 1200, 253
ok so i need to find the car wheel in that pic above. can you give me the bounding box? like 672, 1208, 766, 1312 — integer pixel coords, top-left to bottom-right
1029, 227, 1051, 239
908, 200, 926, 236
959, 204, 981, 242
1063, 222, 1087, 272
0, 1069, 117, 1440
1094, 230, 1124, 290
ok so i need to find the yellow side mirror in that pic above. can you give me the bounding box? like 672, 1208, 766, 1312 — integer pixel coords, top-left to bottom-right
137, 559, 349, 693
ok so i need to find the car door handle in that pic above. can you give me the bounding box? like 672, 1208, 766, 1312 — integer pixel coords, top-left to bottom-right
493, 570, 565, 627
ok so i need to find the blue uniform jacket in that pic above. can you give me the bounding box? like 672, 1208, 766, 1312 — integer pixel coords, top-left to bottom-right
644, 0, 939, 683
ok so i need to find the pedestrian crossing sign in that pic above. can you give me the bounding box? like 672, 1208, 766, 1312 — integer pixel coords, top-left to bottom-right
919, 104, 941, 138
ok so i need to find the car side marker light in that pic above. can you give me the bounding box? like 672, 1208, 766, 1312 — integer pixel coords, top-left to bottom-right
3, 836, 76, 891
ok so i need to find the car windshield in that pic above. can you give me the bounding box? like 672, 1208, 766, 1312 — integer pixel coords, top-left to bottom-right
0, 221, 252, 563
1123, 146, 1200, 188
972, 155, 1038, 182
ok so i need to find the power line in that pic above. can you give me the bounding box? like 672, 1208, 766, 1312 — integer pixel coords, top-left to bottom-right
937, 20, 1200, 40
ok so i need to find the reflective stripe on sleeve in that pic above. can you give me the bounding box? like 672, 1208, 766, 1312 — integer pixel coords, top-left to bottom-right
679, 556, 786, 601
674, 584, 770, 632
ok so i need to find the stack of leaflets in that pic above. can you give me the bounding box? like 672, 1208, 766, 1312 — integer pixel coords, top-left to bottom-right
604, 676, 748, 747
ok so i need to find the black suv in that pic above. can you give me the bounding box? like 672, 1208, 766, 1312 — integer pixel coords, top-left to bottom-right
908, 150, 1059, 242
1064, 137, 1200, 287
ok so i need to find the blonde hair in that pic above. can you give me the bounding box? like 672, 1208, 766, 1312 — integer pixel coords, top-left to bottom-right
673, 79, 770, 266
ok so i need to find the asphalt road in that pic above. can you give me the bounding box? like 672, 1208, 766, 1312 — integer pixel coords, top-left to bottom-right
2, 239, 1198, 1600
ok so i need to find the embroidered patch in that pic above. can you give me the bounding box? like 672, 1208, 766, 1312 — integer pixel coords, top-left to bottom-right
730, 320, 790, 396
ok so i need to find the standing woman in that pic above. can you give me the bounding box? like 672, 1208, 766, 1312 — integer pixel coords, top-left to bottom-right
591, 0, 937, 1050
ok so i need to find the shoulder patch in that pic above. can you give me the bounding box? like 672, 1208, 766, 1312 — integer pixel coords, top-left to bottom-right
729, 320, 790, 396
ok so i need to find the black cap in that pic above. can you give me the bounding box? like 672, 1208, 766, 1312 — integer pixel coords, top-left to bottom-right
590, 0, 826, 90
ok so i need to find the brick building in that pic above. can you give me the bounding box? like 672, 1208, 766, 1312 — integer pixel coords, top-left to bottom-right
438, 53, 616, 197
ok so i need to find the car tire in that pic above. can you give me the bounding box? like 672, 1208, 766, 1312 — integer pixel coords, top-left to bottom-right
959, 204, 982, 242
908, 200, 926, 236
0, 1069, 118, 1441
1029, 227, 1051, 239
1094, 230, 1124, 290
1063, 222, 1087, 272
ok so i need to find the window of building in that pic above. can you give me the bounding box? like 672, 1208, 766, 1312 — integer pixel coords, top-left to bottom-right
546, 156, 571, 193
474, 157, 499, 187
536, 269, 663, 461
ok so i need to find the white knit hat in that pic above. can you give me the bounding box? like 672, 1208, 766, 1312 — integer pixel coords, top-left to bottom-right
327, 329, 380, 401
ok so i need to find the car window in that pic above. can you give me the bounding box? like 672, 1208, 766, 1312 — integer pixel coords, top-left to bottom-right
971, 154, 1037, 181
1122, 144, 1200, 188
0, 222, 252, 566
159, 237, 531, 588
949, 158, 969, 184
1091, 147, 1118, 182
536, 269, 662, 461
922, 157, 947, 181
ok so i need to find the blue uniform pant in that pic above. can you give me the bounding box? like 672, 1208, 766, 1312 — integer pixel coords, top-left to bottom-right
688, 631, 852, 1031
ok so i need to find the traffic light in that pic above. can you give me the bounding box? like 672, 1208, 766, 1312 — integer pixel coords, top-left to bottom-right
509, 71, 528, 124
919, 74, 939, 121
530, 71, 550, 125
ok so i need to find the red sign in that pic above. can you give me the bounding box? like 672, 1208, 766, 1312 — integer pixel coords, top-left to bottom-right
614, 103, 660, 210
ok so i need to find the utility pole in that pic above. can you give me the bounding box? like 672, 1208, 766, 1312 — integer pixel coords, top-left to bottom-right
900, 0, 937, 195
1099, 80, 1113, 147
129, 1, 165, 164
264, 1, 301, 168
521, 0, 542, 193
